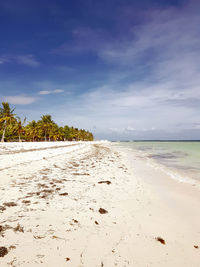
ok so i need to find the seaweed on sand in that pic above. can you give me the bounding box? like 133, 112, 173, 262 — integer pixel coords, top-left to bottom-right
99, 208, 108, 214
98, 181, 111, 185
14, 223, 24, 233
3, 202, 17, 207
0, 247, 8, 257
156, 237, 166, 245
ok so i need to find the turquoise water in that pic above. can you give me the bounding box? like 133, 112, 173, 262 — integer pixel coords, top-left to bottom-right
117, 141, 200, 182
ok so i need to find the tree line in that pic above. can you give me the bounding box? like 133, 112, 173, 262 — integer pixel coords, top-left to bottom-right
0, 102, 94, 142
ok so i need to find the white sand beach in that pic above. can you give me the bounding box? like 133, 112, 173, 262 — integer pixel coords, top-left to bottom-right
0, 141, 199, 266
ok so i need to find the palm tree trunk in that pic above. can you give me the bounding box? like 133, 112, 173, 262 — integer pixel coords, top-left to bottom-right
19, 134, 21, 142
44, 130, 47, 141
1, 123, 6, 142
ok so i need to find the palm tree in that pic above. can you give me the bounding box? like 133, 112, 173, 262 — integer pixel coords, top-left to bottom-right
25, 120, 38, 141
48, 122, 60, 141
0, 102, 16, 142
39, 115, 53, 141
15, 116, 26, 142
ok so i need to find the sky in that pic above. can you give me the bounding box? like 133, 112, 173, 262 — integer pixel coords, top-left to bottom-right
0, 0, 200, 140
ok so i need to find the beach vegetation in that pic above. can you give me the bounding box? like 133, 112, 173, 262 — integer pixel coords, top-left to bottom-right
0, 102, 16, 142
0, 102, 94, 142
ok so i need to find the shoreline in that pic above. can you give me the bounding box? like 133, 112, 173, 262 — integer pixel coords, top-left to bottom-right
115, 143, 200, 189
0, 142, 199, 266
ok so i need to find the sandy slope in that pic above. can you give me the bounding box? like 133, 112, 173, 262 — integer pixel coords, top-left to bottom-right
0, 142, 199, 266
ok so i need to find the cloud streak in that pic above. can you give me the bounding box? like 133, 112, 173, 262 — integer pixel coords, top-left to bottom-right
38, 89, 64, 95
0, 54, 40, 67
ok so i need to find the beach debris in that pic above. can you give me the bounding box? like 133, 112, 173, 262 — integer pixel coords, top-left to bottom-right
9, 245, 16, 250
37, 183, 46, 188
70, 162, 79, 167
98, 181, 111, 185
22, 200, 31, 204
59, 192, 68, 196
71, 172, 86, 175
194, 245, 199, 249
25, 192, 35, 198
52, 179, 63, 184
42, 189, 54, 194
156, 237, 166, 245
99, 208, 108, 214
0, 206, 6, 212
41, 195, 47, 199
37, 189, 55, 199
0, 247, 8, 257
65, 257, 70, 261
73, 219, 78, 223
52, 235, 65, 240
33, 235, 45, 239
14, 223, 24, 233
3, 202, 17, 207
95, 221, 99, 225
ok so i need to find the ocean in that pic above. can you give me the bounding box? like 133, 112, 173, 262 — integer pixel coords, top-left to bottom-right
117, 141, 200, 185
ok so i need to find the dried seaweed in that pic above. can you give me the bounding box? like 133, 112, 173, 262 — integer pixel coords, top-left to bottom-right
0, 247, 8, 257
156, 237, 166, 245
3, 202, 17, 207
98, 181, 111, 185
99, 208, 108, 214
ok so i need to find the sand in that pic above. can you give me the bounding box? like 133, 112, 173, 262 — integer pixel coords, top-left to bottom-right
0, 141, 199, 266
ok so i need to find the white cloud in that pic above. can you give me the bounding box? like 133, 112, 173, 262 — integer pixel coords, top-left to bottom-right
15, 55, 40, 67
38, 89, 64, 95
38, 90, 51, 95
109, 126, 135, 133
2, 96, 37, 105
0, 54, 40, 67
53, 89, 64, 93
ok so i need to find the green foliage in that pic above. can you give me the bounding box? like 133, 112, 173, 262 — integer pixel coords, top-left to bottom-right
0, 102, 16, 142
0, 102, 94, 142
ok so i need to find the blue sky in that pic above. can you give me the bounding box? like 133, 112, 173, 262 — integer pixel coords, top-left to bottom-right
0, 0, 200, 140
